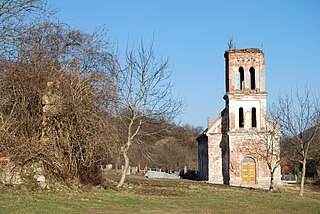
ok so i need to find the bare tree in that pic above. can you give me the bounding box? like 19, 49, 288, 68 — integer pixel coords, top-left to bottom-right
247, 115, 282, 191
274, 86, 320, 196
0, 0, 48, 59
111, 41, 184, 187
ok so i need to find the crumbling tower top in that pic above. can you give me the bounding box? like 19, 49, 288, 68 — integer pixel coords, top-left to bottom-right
224, 48, 266, 93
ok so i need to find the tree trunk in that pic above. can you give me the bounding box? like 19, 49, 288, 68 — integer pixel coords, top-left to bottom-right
269, 170, 274, 191
299, 158, 307, 196
117, 143, 130, 187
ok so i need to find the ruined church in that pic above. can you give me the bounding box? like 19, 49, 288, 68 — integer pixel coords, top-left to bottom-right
197, 48, 281, 188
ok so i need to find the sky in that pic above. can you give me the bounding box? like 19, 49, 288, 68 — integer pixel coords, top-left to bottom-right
48, 0, 320, 128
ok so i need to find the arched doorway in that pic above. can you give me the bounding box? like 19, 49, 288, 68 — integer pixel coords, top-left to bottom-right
241, 157, 256, 184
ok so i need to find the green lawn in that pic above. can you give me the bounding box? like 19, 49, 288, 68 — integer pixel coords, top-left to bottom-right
0, 174, 319, 214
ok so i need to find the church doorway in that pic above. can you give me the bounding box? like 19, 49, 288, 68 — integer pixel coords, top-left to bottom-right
241, 157, 256, 184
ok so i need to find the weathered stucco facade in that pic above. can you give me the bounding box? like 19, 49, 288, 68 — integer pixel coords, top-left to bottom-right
197, 48, 281, 188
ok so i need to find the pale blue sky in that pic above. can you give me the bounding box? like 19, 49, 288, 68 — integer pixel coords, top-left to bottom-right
48, 0, 320, 128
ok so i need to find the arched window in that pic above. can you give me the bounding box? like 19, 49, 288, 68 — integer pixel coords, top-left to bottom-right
252, 107, 257, 127
250, 67, 255, 90
239, 107, 244, 128
239, 67, 244, 90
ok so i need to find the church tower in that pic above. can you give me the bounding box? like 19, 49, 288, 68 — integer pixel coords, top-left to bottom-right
197, 48, 281, 188
224, 48, 267, 132
223, 48, 270, 186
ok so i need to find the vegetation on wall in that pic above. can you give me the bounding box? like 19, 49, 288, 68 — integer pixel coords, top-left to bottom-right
0, 0, 197, 187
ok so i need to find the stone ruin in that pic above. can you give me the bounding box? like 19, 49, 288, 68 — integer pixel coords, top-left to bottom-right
0, 81, 61, 188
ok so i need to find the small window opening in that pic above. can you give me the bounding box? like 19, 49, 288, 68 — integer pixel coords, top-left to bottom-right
239, 67, 244, 90
252, 107, 257, 127
239, 107, 244, 128
250, 67, 255, 90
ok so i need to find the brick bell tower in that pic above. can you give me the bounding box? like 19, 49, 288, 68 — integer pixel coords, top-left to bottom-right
223, 48, 269, 186
224, 48, 267, 132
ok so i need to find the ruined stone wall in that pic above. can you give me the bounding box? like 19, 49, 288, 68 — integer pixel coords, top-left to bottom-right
205, 114, 226, 184
207, 133, 223, 184
206, 129, 281, 188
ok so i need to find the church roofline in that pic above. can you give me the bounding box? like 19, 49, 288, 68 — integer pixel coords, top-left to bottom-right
209, 109, 225, 126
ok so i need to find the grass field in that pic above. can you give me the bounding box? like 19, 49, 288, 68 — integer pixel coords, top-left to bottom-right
0, 173, 319, 214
